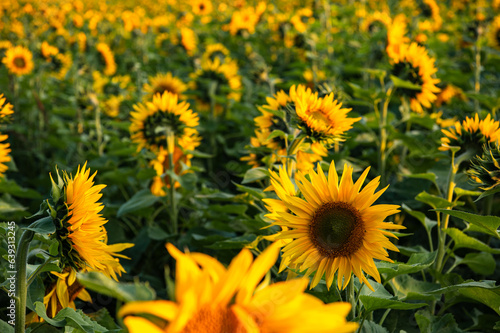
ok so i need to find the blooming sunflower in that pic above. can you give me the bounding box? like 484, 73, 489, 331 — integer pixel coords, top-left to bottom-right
264, 161, 403, 291
201, 43, 230, 63
291, 85, 361, 145
41, 41, 59, 59
389, 42, 441, 113
386, 14, 409, 61
0, 133, 11, 177
119, 242, 358, 333
290, 8, 314, 33
0, 94, 14, 120
143, 73, 187, 100
189, 57, 241, 113
488, 15, 500, 50
96, 43, 117, 76
2, 45, 34, 76
361, 11, 391, 33
130, 91, 200, 153
440, 113, 500, 153
191, 0, 213, 16
418, 0, 442, 32
50, 163, 133, 280
226, 5, 264, 36
180, 27, 196, 56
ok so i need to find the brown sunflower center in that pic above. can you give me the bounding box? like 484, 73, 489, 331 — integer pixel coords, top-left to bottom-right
496, 29, 500, 47
13, 56, 26, 69
181, 306, 252, 333
154, 82, 176, 96
309, 201, 364, 258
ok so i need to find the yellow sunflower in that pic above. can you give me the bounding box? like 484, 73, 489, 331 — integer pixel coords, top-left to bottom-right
290, 8, 314, 33
440, 113, 500, 152
361, 11, 391, 32
189, 57, 242, 113
386, 14, 409, 62
201, 43, 230, 63
191, 0, 213, 16
130, 91, 200, 153
390, 42, 441, 113
435, 84, 466, 107
143, 73, 187, 100
50, 163, 133, 280
119, 242, 358, 333
150, 146, 197, 195
180, 27, 197, 56
264, 161, 403, 291
96, 42, 117, 76
2, 45, 34, 76
226, 5, 263, 36
0, 133, 11, 178
292, 85, 361, 145
52, 52, 72, 80
41, 41, 59, 59
488, 15, 500, 50
0, 94, 14, 120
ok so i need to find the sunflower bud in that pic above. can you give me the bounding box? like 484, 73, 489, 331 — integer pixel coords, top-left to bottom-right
468, 143, 500, 191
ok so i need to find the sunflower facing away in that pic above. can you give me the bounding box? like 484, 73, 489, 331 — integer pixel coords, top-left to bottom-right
264, 161, 403, 291
487, 15, 500, 50
143, 72, 187, 100
389, 42, 440, 113
0, 133, 11, 177
119, 242, 358, 333
468, 143, 500, 191
49, 162, 133, 280
96, 42, 117, 76
2, 45, 34, 76
440, 113, 500, 153
130, 91, 200, 153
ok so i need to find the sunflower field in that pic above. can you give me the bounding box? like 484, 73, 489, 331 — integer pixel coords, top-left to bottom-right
1, 0, 500, 332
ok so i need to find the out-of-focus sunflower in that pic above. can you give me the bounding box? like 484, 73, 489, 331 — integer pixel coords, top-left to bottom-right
487, 15, 500, 50
390, 42, 440, 113
2, 45, 34, 76
180, 27, 196, 56
264, 161, 403, 291
130, 91, 200, 153
191, 0, 213, 16
201, 43, 230, 63
226, 5, 264, 35
96, 42, 117, 76
468, 143, 500, 191
0, 94, 14, 120
431, 111, 457, 128
386, 14, 409, 61
143, 73, 187, 100
41, 41, 59, 59
119, 242, 358, 333
440, 113, 500, 153
418, 0, 442, 32
0, 133, 11, 177
49, 163, 134, 280
189, 57, 241, 113
361, 11, 391, 32
52, 52, 72, 80
76, 32, 87, 52
290, 8, 314, 33
102, 95, 124, 118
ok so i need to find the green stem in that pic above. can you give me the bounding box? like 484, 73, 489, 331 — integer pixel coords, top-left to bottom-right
95, 105, 103, 156
15, 229, 35, 333
379, 308, 391, 326
474, 29, 481, 113
347, 277, 355, 321
484, 194, 494, 216
357, 313, 367, 333
167, 147, 178, 236
379, 87, 393, 187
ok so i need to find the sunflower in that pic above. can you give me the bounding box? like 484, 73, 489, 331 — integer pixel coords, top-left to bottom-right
386, 14, 409, 61
292, 85, 361, 145
361, 11, 391, 33
468, 143, 500, 191
264, 161, 403, 291
189, 57, 241, 113
52, 52, 72, 80
180, 27, 196, 56
226, 5, 263, 36
191, 0, 213, 16
0, 133, 11, 177
290, 8, 314, 33
201, 43, 230, 63
487, 15, 500, 50
130, 91, 200, 153
49, 163, 133, 280
119, 242, 358, 333
96, 42, 117, 76
41, 41, 59, 59
440, 113, 500, 153
389, 42, 441, 113
143, 73, 187, 100
418, 0, 442, 32
435, 84, 466, 107
2, 45, 34, 76
0, 94, 14, 120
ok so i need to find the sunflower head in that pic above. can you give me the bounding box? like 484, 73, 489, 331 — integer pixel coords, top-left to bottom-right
468, 143, 500, 191
488, 15, 500, 50
48, 163, 133, 280
119, 242, 358, 333
0, 133, 11, 177
143, 73, 187, 100
130, 91, 200, 153
264, 161, 403, 291
440, 113, 500, 155
96, 42, 117, 76
0, 94, 14, 122
2, 45, 34, 76
192, 0, 213, 16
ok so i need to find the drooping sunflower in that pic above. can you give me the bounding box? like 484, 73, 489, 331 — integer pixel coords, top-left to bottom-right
143, 73, 187, 100
0, 133, 11, 178
440, 113, 500, 153
50, 163, 133, 280
119, 242, 358, 333
2, 45, 34, 76
389, 42, 441, 113
264, 161, 403, 291
130, 91, 200, 153
487, 15, 500, 50
189, 57, 241, 113
96, 42, 117, 76
468, 143, 500, 191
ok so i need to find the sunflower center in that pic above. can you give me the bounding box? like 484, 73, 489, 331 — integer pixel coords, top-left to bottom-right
309, 201, 364, 257
310, 109, 329, 126
391, 62, 424, 98
199, 4, 205, 11
153, 83, 176, 96
180, 306, 252, 333
142, 112, 184, 148
496, 29, 500, 47
13, 56, 26, 68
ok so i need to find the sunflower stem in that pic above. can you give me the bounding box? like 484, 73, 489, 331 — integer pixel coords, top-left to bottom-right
474, 24, 481, 113
15, 229, 35, 333
166, 132, 178, 235
378, 87, 393, 187
347, 277, 356, 321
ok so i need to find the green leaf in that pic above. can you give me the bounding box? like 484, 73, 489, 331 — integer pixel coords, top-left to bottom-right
376, 251, 437, 280
390, 275, 440, 301
402, 204, 437, 232
0, 319, 14, 333
206, 234, 257, 249
266, 129, 287, 141
358, 320, 389, 333
34, 302, 108, 333
0, 195, 26, 215
24, 217, 55, 234
359, 280, 427, 312
146, 224, 171, 241
444, 228, 500, 253
390, 75, 422, 90
77, 272, 156, 303
117, 189, 159, 217
454, 187, 481, 198
404, 173, 437, 185
435, 209, 500, 239
234, 183, 265, 200
0, 179, 42, 199
209, 204, 248, 215
415, 310, 465, 333
242, 167, 269, 184
86, 308, 120, 330
475, 187, 500, 201
416, 191, 462, 209
453, 252, 496, 276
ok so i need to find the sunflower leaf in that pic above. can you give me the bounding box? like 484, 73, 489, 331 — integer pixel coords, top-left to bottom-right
376, 251, 437, 281
443, 228, 500, 253
436, 209, 500, 239
390, 75, 422, 90
24, 216, 55, 235
117, 189, 159, 217
242, 167, 269, 184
